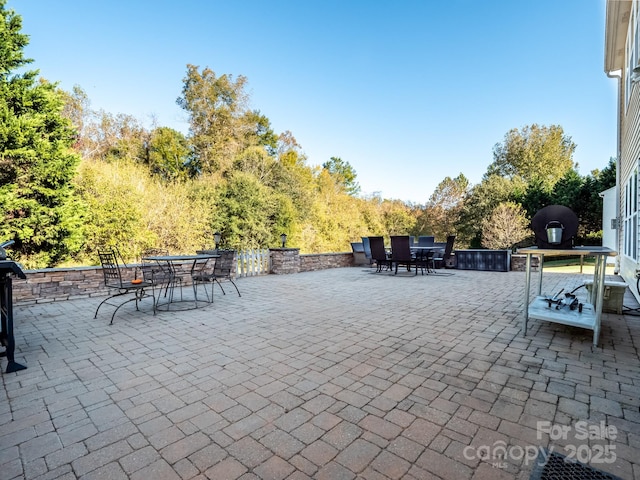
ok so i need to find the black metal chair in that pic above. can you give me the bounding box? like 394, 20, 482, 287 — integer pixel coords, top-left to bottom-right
390, 236, 418, 275
368, 236, 390, 272
94, 249, 156, 324
191, 255, 218, 303
212, 249, 241, 296
433, 235, 456, 269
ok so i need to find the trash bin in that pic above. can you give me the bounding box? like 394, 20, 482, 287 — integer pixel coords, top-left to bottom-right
584, 280, 627, 314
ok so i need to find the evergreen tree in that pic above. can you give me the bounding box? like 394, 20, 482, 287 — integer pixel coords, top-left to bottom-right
0, 1, 85, 267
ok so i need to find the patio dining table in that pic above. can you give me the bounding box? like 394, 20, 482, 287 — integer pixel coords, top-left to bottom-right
410, 246, 443, 273
141, 253, 220, 310
410, 246, 444, 253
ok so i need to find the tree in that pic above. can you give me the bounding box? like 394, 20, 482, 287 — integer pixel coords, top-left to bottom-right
487, 124, 576, 190
380, 199, 416, 236
414, 174, 469, 241
297, 167, 373, 253
578, 158, 616, 240
59, 85, 149, 164
481, 202, 531, 250
277, 130, 305, 167
595, 157, 616, 191
177, 65, 250, 174
519, 178, 554, 218
145, 127, 192, 181
457, 175, 527, 247
0, 1, 85, 267
322, 157, 361, 196
241, 109, 278, 156
59, 84, 92, 155
214, 171, 279, 249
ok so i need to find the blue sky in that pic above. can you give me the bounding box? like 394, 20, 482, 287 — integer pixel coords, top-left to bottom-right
10, 0, 616, 204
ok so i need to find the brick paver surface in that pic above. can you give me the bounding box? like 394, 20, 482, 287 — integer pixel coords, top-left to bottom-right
1, 266, 639, 479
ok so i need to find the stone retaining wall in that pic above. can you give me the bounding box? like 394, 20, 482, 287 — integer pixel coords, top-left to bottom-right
300, 252, 353, 272
12, 266, 116, 305
11, 251, 356, 304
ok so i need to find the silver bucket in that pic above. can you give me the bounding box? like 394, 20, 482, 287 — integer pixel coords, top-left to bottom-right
545, 221, 564, 244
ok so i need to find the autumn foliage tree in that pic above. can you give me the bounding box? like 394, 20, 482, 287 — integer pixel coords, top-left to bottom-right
481, 202, 531, 250
177, 65, 251, 174
487, 124, 576, 191
414, 174, 469, 241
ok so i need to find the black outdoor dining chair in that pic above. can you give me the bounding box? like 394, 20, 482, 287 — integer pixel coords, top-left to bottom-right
390, 235, 418, 275
193, 249, 241, 297
433, 235, 456, 269
191, 255, 217, 303
212, 249, 241, 296
94, 249, 156, 324
368, 236, 390, 272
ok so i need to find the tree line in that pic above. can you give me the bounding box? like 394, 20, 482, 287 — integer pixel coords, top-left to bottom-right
0, 1, 614, 269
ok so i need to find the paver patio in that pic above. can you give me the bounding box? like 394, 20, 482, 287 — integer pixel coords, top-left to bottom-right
1, 266, 639, 480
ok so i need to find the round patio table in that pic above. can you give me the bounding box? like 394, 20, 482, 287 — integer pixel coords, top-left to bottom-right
141, 253, 220, 310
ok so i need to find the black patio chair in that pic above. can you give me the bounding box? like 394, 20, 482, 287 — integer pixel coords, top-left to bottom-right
94, 249, 156, 324
390, 235, 418, 275
433, 235, 456, 269
191, 255, 218, 303
368, 236, 390, 272
211, 249, 241, 297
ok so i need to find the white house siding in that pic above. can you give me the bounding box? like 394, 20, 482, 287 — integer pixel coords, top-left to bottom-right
601, 186, 617, 266
606, 0, 640, 300
619, 92, 640, 297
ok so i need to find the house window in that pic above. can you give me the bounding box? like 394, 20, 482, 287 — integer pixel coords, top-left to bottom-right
626, 1, 640, 107
624, 169, 638, 260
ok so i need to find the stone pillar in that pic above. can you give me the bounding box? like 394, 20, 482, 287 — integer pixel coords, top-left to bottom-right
269, 248, 300, 274
511, 254, 539, 271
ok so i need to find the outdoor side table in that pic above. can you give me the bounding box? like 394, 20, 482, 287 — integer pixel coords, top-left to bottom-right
518, 246, 617, 347
0, 260, 27, 373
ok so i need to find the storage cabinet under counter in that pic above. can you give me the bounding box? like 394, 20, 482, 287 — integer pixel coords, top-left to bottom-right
517, 246, 617, 347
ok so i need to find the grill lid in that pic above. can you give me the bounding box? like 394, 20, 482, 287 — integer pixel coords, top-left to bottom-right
531, 205, 578, 249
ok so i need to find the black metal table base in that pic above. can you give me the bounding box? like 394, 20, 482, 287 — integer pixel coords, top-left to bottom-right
1, 264, 27, 373
1, 355, 27, 373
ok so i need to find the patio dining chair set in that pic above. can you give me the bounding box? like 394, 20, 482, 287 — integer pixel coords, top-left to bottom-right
94, 247, 240, 324
363, 235, 455, 275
